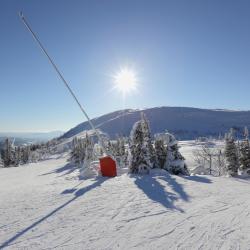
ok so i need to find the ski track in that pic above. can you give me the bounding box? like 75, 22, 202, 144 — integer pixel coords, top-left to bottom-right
0, 150, 250, 249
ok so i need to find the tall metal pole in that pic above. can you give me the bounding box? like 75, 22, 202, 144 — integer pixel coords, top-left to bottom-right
18, 11, 107, 155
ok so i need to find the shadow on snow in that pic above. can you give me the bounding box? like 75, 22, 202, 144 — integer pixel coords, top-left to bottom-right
181, 175, 212, 184
40, 163, 79, 177
1, 170, 213, 248
0, 177, 107, 249
134, 173, 211, 213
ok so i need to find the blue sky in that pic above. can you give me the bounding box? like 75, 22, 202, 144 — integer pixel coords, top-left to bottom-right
1, 0, 250, 132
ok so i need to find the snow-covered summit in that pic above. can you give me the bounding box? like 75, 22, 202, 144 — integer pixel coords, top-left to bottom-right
61, 106, 250, 140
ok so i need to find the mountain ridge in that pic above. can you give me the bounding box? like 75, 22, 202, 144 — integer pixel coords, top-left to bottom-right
61, 106, 250, 140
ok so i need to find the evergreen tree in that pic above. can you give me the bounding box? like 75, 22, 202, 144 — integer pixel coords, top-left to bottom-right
239, 127, 250, 173
70, 137, 83, 165
21, 145, 30, 164
244, 126, 249, 138
84, 134, 94, 164
118, 136, 128, 167
164, 133, 189, 175
140, 113, 156, 167
79, 134, 96, 178
129, 113, 154, 174
239, 139, 250, 171
2, 138, 14, 167
0, 153, 3, 168
129, 121, 144, 174
154, 139, 167, 168
111, 136, 128, 168
13, 146, 21, 167
225, 130, 239, 176
70, 134, 94, 166
106, 140, 113, 156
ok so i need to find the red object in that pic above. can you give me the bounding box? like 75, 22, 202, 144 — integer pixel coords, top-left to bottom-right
99, 156, 117, 177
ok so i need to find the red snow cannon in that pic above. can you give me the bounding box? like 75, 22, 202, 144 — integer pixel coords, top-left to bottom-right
99, 156, 117, 177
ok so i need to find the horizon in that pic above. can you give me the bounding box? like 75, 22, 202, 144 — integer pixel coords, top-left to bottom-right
0, 130, 64, 134
2, 105, 250, 134
2, 0, 250, 132
2, 105, 250, 133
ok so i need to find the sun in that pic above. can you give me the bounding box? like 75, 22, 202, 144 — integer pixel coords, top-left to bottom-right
113, 67, 138, 95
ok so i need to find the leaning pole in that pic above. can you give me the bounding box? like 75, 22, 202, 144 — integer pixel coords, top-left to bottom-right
18, 11, 107, 156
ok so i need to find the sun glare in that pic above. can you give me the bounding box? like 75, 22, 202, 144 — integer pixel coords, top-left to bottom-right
113, 67, 138, 95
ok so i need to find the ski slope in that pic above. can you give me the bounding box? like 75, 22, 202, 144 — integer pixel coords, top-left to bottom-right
0, 151, 250, 249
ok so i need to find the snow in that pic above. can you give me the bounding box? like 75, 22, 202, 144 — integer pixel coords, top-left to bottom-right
0, 144, 250, 249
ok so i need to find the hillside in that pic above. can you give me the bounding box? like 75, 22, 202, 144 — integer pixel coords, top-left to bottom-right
61, 107, 250, 140
0, 143, 250, 249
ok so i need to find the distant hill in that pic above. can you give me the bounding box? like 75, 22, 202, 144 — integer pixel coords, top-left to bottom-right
60, 107, 250, 140
0, 131, 63, 148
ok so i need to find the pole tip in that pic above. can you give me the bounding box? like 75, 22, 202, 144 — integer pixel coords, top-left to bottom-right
18, 11, 24, 19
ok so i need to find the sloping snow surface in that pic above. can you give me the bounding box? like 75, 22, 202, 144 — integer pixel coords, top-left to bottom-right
0, 151, 250, 249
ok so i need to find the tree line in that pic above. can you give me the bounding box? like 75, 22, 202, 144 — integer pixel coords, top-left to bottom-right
0, 139, 57, 168
70, 113, 189, 175
193, 127, 250, 176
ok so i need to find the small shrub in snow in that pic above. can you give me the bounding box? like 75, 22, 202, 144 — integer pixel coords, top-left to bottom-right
80, 161, 99, 179
192, 142, 226, 176
191, 165, 210, 175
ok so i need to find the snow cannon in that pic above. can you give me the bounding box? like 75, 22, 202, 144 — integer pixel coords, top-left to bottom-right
19, 12, 118, 178
99, 156, 117, 177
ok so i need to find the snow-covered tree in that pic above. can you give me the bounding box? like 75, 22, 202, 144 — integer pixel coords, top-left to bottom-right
13, 146, 22, 167
164, 133, 189, 175
21, 145, 31, 164
70, 137, 85, 165
141, 113, 155, 167
83, 134, 94, 164
225, 130, 239, 176
79, 134, 96, 178
239, 139, 250, 172
70, 134, 94, 167
215, 149, 227, 176
193, 142, 226, 176
193, 142, 214, 174
243, 126, 249, 138
154, 139, 167, 168
92, 143, 103, 159
118, 136, 127, 166
0, 153, 3, 168
129, 113, 154, 174
239, 127, 250, 175
110, 136, 128, 168
106, 140, 113, 156
2, 138, 14, 167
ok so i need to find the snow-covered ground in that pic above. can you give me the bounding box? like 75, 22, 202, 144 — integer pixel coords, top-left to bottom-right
0, 144, 250, 249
